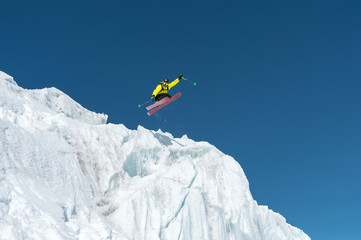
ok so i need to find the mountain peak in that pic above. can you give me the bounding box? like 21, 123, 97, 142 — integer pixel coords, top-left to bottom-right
0, 72, 107, 125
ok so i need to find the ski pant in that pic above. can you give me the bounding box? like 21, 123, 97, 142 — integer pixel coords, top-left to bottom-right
155, 93, 171, 101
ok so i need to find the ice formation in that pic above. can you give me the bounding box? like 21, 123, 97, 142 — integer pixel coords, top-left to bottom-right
0, 71, 310, 240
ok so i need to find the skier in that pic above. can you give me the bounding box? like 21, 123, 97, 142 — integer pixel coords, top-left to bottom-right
151, 74, 183, 102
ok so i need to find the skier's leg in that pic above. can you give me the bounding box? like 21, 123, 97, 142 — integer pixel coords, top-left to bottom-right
155, 93, 171, 101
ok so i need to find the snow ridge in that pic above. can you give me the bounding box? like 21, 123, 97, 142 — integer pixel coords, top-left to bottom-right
0, 71, 310, 240
0, 72, 17, 86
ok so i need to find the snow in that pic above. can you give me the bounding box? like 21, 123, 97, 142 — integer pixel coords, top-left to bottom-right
0, 71, 310, 240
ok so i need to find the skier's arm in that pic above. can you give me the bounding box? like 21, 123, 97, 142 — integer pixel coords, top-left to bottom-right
168, 78, 180, 89
152, 84, 162, 97
168, 75, 183, 89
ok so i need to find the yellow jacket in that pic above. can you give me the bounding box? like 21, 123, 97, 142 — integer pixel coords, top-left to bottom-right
152, 78, 180, 97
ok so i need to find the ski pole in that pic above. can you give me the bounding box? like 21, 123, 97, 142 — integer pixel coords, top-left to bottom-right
181, 76, 196, 86
138, 99, 151, 108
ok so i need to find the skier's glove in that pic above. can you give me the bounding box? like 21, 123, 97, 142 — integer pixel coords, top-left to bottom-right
178, 74, 183, 79
151, 95, 155, 101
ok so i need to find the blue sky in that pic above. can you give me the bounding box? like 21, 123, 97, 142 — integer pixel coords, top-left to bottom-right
1, 0, 361, 239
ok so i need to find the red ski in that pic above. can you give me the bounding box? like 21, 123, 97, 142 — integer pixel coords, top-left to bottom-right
146, 97, 169, 111
147, 93, 181, 116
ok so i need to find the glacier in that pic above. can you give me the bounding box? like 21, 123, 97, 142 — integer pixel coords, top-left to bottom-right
0, 71, 310, 240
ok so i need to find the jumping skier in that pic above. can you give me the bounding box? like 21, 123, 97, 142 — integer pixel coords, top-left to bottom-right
140, 74, 196, 115
151, 74, 183, 102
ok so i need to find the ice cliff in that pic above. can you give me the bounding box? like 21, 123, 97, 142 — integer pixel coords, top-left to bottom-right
0, 71, 310, 240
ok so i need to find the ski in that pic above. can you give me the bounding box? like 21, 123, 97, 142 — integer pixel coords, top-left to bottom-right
147, 93, 181, 116
146, 97, 169, 111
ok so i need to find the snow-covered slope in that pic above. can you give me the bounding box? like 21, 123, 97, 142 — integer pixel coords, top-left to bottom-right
0, 71, 310, 240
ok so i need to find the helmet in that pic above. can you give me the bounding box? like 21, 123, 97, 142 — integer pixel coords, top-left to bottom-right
162, 78, 169, 83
